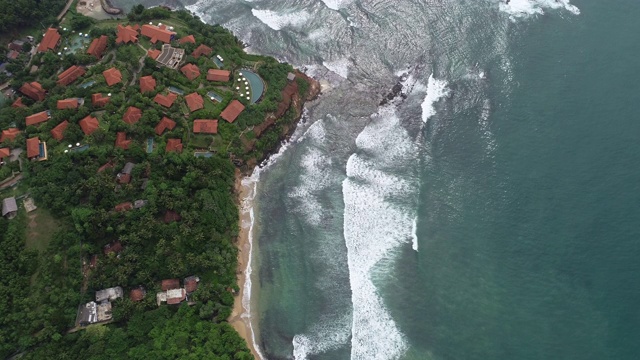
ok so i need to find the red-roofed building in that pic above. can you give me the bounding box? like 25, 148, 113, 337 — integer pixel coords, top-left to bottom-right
220, 100, 245, 123
193, 119, 218, 134
141, 24, 176, 44
37, 28, 61, 52
206, 69, 231, 82
11, 98, 26, 108
103, 241, 123, 255
26, 137, 41, 159
165, 139, 183, 153
147, 48, 161, 59
116, 24, 139, 44
123, 107, 142, 125
163, 210, 182, 223
162, 279, 180, 291
140, 75, 156, 93
0, 147, 10, 161
19, 82, 46, 101
87, 35, 108, 59
92, 93, 110, 107
166, 289, 187, 305
155, 117, 176, 135
57, 65, 86, 86
25, 111, 50, 126
192, 44, 212, 58
0, 128, 20, 143
57, 98, 79, 109
184, 276, 199, 293
178, 35, 196, 44
115, 132, 132, 150
184, 92, 204, 112
130, 288, 146, 302
50, 120, 69, 141
180, 64, 200, 81
153, 93, 178, 108
79, 115, 99, 135
7, 50, 19, 60
115, 202, 133, 212
103, 68, 122, 86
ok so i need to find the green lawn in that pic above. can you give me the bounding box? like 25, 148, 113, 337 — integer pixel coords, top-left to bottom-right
26, 208, 59, 252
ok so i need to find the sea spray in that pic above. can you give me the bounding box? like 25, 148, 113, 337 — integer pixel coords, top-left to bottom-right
421, 74, 450, 124
498, 0, 580, 20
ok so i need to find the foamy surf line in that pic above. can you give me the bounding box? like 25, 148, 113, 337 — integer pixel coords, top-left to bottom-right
498, 0, 580, 19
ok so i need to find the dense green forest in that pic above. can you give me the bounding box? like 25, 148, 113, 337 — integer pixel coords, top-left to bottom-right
0, 0, 67, 34
0, 6, 312, 359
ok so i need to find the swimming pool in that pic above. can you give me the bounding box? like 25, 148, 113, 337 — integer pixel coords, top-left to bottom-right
239, 69, 265, 104
194, 151, 213, 158
146, 137, 153, 153
212, 56, 224, 68
168, 86, 184, 95
79, 80, 96, 89
206, 91, 223, 102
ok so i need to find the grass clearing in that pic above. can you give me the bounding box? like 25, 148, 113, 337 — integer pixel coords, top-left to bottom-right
26, 208, 59, 252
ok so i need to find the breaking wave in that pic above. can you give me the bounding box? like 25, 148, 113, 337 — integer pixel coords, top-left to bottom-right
421, 74, 450, 123
251, 8, 311, 31
498, 0, 580, 20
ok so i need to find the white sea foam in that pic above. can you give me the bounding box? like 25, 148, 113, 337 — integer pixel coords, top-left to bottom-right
251, 9, 310, 31
498, 0, 580, 20
411, 217, 419, 251
343, 104, 425, 359
293, 313, 352, 359
421, 74, 449, 123
323, 58, 351, 79
321, 0, 351, 10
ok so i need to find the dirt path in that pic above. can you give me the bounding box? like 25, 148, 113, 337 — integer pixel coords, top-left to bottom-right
57, 0, 76, 21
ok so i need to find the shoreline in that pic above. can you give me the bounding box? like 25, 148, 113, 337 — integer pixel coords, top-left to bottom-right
230, 170, 264, 360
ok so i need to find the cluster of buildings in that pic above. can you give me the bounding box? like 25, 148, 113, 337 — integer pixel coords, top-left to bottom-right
76, 286, 123, 326
156, 276, 200, 306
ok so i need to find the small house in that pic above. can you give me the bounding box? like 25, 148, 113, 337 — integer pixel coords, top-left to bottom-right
2, 197, 18, 219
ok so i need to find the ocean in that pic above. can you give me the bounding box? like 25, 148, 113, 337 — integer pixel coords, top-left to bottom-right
116, 0, 640, 358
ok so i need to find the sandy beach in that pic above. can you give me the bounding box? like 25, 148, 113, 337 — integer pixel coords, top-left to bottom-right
229, 170, 263, 360
76, 0, 123, 20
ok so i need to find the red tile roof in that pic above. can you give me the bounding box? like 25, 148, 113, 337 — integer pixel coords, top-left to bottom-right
153, 93, 178, 108
220, 100, 245, 123
141, 24, 175, 44
115, 202, 133, 212
117, 173, 131, 184
155, 117, 176, 135
123, 106, 142, 125
79, 115, 99, 135
0, 128, 20, 143
97, 161, 114, 173
103, 241, 123, 255
140, 75, 156, 93
91, 93, 110, 107
57, 65, 86, 86
163, 210, 182, 223
57, 98, 79, 109
161, 279, 180, 291
147, 48, 161, 59
130, 288, 145, 302
184, 277, 199, 293
25, 111, 50, 126
7, 50, 19, 60
19, 82, 45, 101
87, 35, 108, 59
116, 24, 139, 44
192, 44, 212, 58
206, 69, 231, 82
50, 120, 69, 141
115, 132, 131, 150
166, 289, 186, 304
180, 64, 200, 81
178, 35, 196, 44
26, 137, 40, 158
103, 67, 122, 86
11, 97, 26, 108
193, 119, 218, 134
165, 138, 183, 153
38, 28, 61, 52
184, 92, 204, 112
0, 147, 10, 159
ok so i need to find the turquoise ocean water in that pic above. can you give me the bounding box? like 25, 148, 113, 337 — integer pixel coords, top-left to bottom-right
121, 0, 640, 358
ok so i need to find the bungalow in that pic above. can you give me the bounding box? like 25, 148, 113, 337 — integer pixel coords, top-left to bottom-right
165, 139, 183, 153
50, 120, 69, 141
184, 276, 200, 293
184, 92, 203, 112
57, 65, 86, 86
37, 28, 61, 52
57, 98, 79, 109
162, 279, 180, 291
163, 210, 181, 223
157, 279, 186, 306
139, 75, 156, 93
116, 162, 134, 183
130, 287, 146, 302
192, 44, 212, 58
178, 35, 195, 44
122, 106, 142, 125
103, 241, 123, 255
103, 67, 122, 87
133, 199, 148, 209
8, 40, 24, 52
116, 24, 139, 44
153, 92, 178, 108
147, 48, 161, 59
79, 115, 100, 136
19, 81, 45, 101
220, 100, 245, 123
0, 147, 10, 164
141, 24, 176, 44
91, 93, 110, 107
87, 35, 108, 59
114, 202, 133, 212
26, 137, 47, 161
180, 63, 200, 81
155, 117, 176, 135
77, 287, 123, 327
115, 132, 132, 150
96, 286, 124, 303
2, 197, 18, 219
25, 110, 50, 126
11, 97, 26, 108
193, 119, 218, 134
206, 69, 230, 82
1, 128, 20, 142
